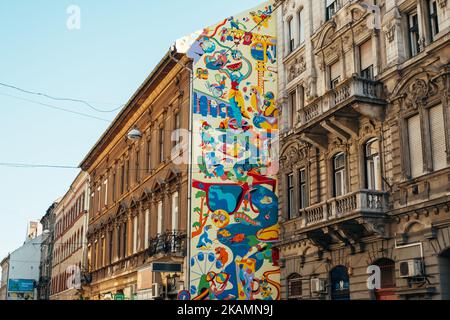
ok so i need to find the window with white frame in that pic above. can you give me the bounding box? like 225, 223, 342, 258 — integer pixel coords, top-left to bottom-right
288, 17, 295, 53
407, 114, 424, 178
333, 153, 346, 197
157, 201, 163, 235
326, 0, 337, 21
103, 179, 108, 206
133, 215, 138, 254
298, 9, 305, 45
145, 209, 150, 249
171, 191, 179, 231
408, 11, 420, 57
428, 0, 439, 41
365, 138, 382, 191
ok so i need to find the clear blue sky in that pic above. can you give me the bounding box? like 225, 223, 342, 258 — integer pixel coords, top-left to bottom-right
0, 0, 263, 261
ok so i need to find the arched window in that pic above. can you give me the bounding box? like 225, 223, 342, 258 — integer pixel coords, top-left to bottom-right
439, 248, 450, 300
287, 273, 302, 300
330, 265, 350, 300
365, 138, 382, 190
373, 258, 397, 300
333, 153, 346, 197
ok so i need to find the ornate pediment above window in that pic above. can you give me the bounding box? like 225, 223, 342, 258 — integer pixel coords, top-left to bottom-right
390, 68, 444, 114
312, 20, 337, 52
280, 141, 310, 172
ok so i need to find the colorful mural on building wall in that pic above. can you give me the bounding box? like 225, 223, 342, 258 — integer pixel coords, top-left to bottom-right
186, 1, 280, 300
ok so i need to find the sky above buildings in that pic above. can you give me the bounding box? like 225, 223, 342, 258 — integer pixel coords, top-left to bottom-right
0, 0, 263, 262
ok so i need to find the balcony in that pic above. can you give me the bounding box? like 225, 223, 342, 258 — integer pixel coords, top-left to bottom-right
301, 190, 389, 228
298, 76, 385, 129
279, 190, 390, 250
147, 230, 187, 258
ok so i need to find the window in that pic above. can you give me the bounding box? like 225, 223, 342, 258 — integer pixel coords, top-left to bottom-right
298, 9, 305, 45
299, 168, 308, 209
365, 138, 382, 190
147, 139, 152, 173
330, 61, 341, 89
112, 171, 116, 202
159, 127, 165, 163
97, 185, 101, 212
439, 248, 450, 300
135, 149, 140, 183
116, 225, 121, 260
145, 209, 150, 249
330, 266, 350, 300
171, 191, 179, 231
157, 201, 163, 235
408, 11, 420, 57
288, 274, 302, 300
428, 0, 439, 41
108, 229, 113, 265
429, 104, 447, 171
326, 0, 337, 21
101, 236, 106, 267
133, 216, 138, 254
103, 179, 108, 206
287, 173, 295, 219
333, 153, 346, 197
407, 114, 423, 178
120, 164, 125, 195
126, 159, 130, 190
360, 39, 374, 79
122, 222, 127, 258
289, 90, 296, 129
288, 18, 295, 52
374, 258, 397, 300
93, 240, 98, 270
174, 112, 181, 146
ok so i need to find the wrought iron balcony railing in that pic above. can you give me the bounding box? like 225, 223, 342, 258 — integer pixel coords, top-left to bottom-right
147, 230, 187, 258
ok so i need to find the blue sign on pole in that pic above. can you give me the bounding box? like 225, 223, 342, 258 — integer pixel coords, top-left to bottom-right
8, 279, 35, 292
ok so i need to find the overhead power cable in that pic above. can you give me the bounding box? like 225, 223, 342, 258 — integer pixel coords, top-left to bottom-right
0, 82, 124, 113
0, 93, 112, 123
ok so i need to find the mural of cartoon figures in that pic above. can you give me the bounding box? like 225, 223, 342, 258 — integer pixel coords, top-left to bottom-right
187, 1, 279, 301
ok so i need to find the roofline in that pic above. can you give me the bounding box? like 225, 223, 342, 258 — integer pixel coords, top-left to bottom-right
79, 46, 184, 171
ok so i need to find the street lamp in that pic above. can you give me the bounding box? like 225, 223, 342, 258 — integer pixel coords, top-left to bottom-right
127, 128, 142, 141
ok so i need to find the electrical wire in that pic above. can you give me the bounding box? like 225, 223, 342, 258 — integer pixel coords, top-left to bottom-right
0, 92, 112, 123
0, 82, 124, 113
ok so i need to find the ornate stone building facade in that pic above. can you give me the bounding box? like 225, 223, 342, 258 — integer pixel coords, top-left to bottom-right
80, 48, 190, 300
37, 199, 59, 300
276, 0, 450, 299
50, 172, 89, 300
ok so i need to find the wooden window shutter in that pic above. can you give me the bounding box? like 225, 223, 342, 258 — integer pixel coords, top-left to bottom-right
360, 39, 373, 71
408, 114, 423, 178
429, 104, 447, 171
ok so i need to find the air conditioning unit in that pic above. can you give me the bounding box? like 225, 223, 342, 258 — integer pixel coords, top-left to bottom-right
311, 278, 326, 294
399, 259, 424, 278
151, 283, 162, 299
